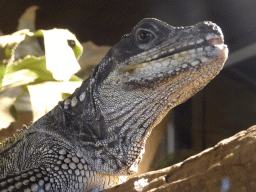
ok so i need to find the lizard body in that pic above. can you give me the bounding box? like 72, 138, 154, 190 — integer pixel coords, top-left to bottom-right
0, 18, 228, 192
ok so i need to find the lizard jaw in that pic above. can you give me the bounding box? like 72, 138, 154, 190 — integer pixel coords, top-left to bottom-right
121, 29, 228, 86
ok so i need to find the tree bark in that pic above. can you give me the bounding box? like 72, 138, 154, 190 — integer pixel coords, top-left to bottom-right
104, 125, 256, 192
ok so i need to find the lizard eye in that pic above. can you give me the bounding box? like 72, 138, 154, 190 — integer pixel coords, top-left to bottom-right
136, 28, 155, 44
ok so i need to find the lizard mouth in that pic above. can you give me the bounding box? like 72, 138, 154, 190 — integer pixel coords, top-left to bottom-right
151, 36, 225, 62
121, 34, 227, 74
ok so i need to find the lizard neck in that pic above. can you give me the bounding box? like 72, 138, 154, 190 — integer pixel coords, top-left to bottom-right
56, 68, 188, 175
54, 60, 149, 175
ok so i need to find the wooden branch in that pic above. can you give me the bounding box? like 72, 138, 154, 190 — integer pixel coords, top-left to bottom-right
104, 125, 256, 192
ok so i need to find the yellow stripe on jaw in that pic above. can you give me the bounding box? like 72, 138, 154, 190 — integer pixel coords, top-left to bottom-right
121, 50, 190, 74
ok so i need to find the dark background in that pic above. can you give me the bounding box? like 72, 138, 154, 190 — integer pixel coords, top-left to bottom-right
0, 0, 256, 171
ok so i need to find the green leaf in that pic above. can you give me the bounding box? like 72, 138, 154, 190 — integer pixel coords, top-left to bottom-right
0, 28, 84, 125
6, 56, 54, 82
40, 29, 83, 81
61, 92, 72, 100
69, 74, 83, 81
10, 105, 19, 120
0, 29, 28, 65
4, 47, 12, 58
0, 65, 6, 87
1, 28, 83, 82
0, 97, 16, 129
0, 87, 22, 129
32, 30, 44, 37
72, 41, 83, 59
1, 69, 38, 91
33, 29, 83, 59
28, 81, 82, 121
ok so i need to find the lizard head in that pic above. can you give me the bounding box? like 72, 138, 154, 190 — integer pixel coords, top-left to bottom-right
65, 18, 228, 174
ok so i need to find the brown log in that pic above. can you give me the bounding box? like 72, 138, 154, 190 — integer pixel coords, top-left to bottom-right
104, 125, 256, 192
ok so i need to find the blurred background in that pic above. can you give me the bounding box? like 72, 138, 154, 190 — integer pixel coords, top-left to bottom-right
0, 0, 256, 175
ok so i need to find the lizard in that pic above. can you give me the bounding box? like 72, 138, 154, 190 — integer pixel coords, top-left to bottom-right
0, 18, 228, 192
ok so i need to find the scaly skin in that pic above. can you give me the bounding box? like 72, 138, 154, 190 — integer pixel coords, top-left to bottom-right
0, 18, 228, 192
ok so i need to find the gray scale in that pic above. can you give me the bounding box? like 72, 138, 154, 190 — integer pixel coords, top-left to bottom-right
0, 148, 121, 191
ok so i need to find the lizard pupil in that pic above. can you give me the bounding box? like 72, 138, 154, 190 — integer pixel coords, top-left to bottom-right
136, 29, 155, 43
